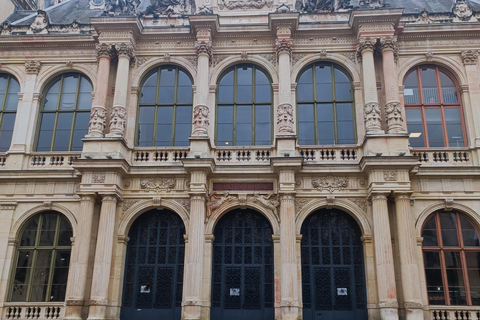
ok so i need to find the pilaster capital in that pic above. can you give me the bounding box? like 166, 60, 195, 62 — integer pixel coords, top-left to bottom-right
96, 43, 114, 59
462, 50, 478, 65
79, 194, 96, 203
115, 43, 135, 60
357, 37, 377, 54
190, 193, 207, 201
361, 235, 372, 244
369, 191, 390, 201
100, 194, 118, 203
379, 36, 397, 52
25, 60, 41, 74
392, 191, 413, 201
275, 38, 292, 58
0, 201, 17, 211
195, 40, 212, 59
279, 194, 295, 202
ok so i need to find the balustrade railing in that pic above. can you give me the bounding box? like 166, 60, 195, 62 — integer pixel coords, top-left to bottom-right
215, 148, 273, 164
412, 149, 471, 166
430, 308, 480, 320
132, 149, 188, 165
28, 154, 80, 169
4, 304, 64, 319
299, 147, 360, 163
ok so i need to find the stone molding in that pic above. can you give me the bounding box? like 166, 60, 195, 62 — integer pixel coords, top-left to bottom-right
218, 0, 273, 10
140, 178, 175, 192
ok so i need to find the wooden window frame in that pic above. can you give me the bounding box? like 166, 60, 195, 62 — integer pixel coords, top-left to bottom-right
35, 73, 92, 152
422, 211, 480, 306
215, 64, 273, 147
0, 74, 19, 153
135, 65, 193, 147
404, 66, 467, 148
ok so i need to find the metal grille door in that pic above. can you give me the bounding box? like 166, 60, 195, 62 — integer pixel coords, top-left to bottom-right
301, 209, 368, 320
211, 209, 274, 320
121, 209, 185, 320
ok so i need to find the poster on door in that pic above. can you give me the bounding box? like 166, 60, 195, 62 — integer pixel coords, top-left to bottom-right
337, 288, 347, 295
230, 288, 240, 296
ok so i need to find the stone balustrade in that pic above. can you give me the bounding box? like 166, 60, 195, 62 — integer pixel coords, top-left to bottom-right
299, 146, 360, 162
4, 304, 64, 319
412, 149, 471, 166
430, 307, 480, 320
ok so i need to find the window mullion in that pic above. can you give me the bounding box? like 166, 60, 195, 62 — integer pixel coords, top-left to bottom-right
172, 68, 179, 146
68, 76, 82, 151
331, 65, 338, 144
312, 65, 318, 144
2, 76, 10, 112
50, 76, 65, 151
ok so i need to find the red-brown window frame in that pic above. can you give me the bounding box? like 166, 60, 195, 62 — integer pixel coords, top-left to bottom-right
422, 211, 480, 306
404, 65, 467, 148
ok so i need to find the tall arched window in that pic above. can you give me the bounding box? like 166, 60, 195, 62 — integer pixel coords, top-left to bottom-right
0, 74, 20, 152
36, 73, 92, 151
422, 211, 480, 305
296, 62, 355, 145
216, 64, 272, 146
137, 66, 193, 147
404, 66, 466, 148
10, 212, 73, 302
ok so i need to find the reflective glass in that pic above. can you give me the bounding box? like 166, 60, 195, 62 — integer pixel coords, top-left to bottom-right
421, 68, 439, 103
425, 108, 444, 147
5, 77, 20, 110
404, 71, 420, 104
53, 113, 73, 151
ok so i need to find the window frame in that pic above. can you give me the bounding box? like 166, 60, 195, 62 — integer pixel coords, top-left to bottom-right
135, 65, 193, 147
0, 73, 20, 153
422, 211, 480, 306
404, 65, 467, 148
9, 212, 73, 302
215, 64, 273, 147
295, 62, 356, 146
35, 73, 92, 152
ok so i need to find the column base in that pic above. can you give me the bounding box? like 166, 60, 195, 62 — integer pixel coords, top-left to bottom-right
280, 306, 299, 320
404, 302, 424, 320
86, 305, 107, 320
64, 305, 84, 320
379, 307, 399, 320
182, 304, 202, 320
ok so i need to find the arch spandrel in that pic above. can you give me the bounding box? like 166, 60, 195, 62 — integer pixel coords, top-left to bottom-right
34, 64, 97, 93
119, 199, 190, 237
295, 198, 372, 236
205, 199, 280, 235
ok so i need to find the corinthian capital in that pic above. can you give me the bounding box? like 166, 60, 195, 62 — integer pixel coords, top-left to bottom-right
195, 41, 212, 59
357, 37, 377, 54
96, 43, 114, 59
275, 39, 292, 57
379, 36, 397, 52
115, 43, 135, 60
25, 60, 41, 74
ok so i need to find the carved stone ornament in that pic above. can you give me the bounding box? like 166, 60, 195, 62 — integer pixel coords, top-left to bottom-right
357, 37, 377, 54
218, 0, 272, 10
103, 0, 140, 16
462, 50, 478, 65
364, 102, 382, 134
1, 21, 11, 36
295, 0, 350, 12
109, 106, 127, 135
92, 173, 106, 183
143, 0, 195, 15
252, 193, 280, 221
115, 43, 135, 60
453, 0, 477, 22
379, 36, 397, 52
444, 198, 454, 211
163, 53, 171, 62
426, 52, 434, 61
295, 198, 311, 214
385, 101, 405, 133
27, 10, 49, 34
275, 39, 292, 58
176, 199, 191, 213
88, 106, 107, 135
383, 171, 398, 182
25, 60, 41, 74
312, 176, 349, 193
417, 10, 432, 23
319, 49, 327, 59
196, 4, 213, 14
206, 192, 237, 222
195, 41, 212, 58
96, 43, 114, 59
277, 103, 294, 134
192, 105, 210, 136
140, 178, 175, 192
358, 0, 384, 8
122, 199, 141, 212
353, 199, 367, 212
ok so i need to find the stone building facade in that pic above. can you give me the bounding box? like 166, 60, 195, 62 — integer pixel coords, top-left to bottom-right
1, 0, 480, 319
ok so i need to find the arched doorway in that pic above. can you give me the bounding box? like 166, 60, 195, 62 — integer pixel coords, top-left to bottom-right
301, 208, 367, 320
211, 209, 274, 320
121, 209, 185, 320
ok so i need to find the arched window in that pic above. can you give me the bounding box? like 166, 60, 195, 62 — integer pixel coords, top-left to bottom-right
137, 66, 193, 147
422, 211, 480, 306
0, 74, 20, 152
10, 212, 73, 302
404, 66, 466, 148
36, 73, 92, 151
296, 62, 355, 145
216, 64, 272, 146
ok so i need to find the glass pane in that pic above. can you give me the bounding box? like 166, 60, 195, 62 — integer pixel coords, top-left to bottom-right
406, 109, 425, 147
425, 108, 444, 148
177, 70, 192, 104
317, 104, 334, 145
404, 71, 420, 104
0, 75, 7, 105
60, 75, 78, 110
21, 217, 39, 247
422, 216, 438, 247
255, 105, 271, 145
31, 250, 53, 301
219, 71, 234, 103
174, 106, 191, 145
52, 251, 70, 284
297, 68, 313, 101
444, 108, 464, 147
460, 216, 480, 247
236, 105, 252, 145
0, 113, 16, 152
5, 78, 20, 111
424, 251, 441, 268
137, 107, 154, 147
158, 68, 175, 104
53, 113, 73, 151
217, 124, 233, 146
255, 84, 271, 103
39, 213, 58, 247
36, 113, 56, 151
334, 68, 351, 100
237, 85, 252, 103
76, 77, 92, 110
11, 284, 28, 302
71, 112, 89, 151
298, 104, 315, 145
336, 103, 354, 144
421, 68, 439, 103
440, 72, 458, 104
141, 72, 157, 104
44, 80, 61, 110
57, 216, 72, 246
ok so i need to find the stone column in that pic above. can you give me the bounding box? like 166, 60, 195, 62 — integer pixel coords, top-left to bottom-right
276, 28, 294, 135
87, 44, 113, 138
279, 194, 299, 320
380, 36, 405, 134
108, 43, 134, 137
65, 194, 96, 320
9, 61, 41, 153
393, 192, 423, 319
192, 39, 212, 137
370, 192, 398, 320
182, 194, 206, 319
358, 38, 383, 134
87, 195, 117, 320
